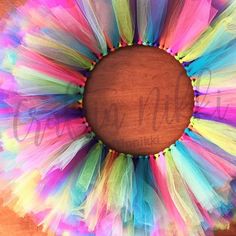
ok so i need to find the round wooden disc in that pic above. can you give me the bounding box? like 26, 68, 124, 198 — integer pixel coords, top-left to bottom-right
84, 46, 194, 155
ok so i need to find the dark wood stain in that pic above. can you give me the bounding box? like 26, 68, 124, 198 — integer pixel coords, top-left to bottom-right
84, 46, 193, 154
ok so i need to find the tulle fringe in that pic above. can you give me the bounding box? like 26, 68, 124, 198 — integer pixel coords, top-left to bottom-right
0, 0, 236, 235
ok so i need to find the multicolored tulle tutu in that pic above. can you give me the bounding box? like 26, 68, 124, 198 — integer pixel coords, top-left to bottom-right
1, 0, 236, 235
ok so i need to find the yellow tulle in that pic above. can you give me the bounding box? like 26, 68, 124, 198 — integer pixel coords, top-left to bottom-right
165, 150, 204, 234
9, 171, 41, 217
80, 151, 117, 231
191, 118, 236, 156
1, 132, 19, 153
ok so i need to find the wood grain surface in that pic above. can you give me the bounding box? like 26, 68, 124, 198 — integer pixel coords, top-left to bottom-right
0, 1, 235, 235
84, 46, 193, 154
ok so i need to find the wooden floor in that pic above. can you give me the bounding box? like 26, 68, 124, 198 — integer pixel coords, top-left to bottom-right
0, 1, 235, 235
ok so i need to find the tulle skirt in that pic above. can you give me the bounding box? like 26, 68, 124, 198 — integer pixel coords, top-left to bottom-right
1, 0, 236, 235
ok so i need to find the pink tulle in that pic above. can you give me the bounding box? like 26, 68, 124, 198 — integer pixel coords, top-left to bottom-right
150, 154, 185, 230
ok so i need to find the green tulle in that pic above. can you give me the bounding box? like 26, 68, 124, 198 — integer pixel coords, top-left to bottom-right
76, 143, 103, 193
112, 0, 134, 45
107, 154, 134, 217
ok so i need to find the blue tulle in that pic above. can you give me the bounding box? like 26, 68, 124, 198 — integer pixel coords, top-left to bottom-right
186, 40, 236, 77
178, 141, 228, 188
133, 158, 159, 232
172, 142, 226, 212
146, 0, 168, 44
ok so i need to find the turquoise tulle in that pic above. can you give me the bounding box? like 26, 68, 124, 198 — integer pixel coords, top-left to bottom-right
186, 40, 236, 77
178, 141, 229, 188
171, 142, 227, 212
184, 128, 236, 165
133, 158, 163, 232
